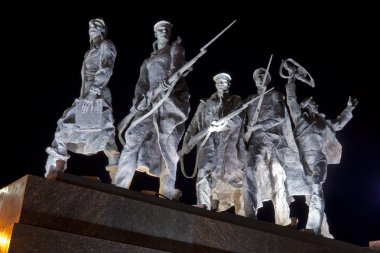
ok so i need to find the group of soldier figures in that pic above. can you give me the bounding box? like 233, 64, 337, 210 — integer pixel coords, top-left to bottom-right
44, 18, 357, 238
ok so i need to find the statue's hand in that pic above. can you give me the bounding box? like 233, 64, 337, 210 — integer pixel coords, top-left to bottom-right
247, 123, 263, 133
160, 79, 170, 91
81, 99, 94, 113
294, 70, 305, 80
209, 120, 229, 133
178, 145, 190, 157
130, 106, 138, 113
283, 62, 295, 75
136, 95, 148, 111
81, 91, 97, 113
347, 96, 358, 109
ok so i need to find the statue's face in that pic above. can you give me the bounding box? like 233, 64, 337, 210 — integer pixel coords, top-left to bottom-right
215, 78, 230, 93
89, 22, 103, 39
155, 26, 171, 44
254, 74, 267, 89
253, 69, 270, 90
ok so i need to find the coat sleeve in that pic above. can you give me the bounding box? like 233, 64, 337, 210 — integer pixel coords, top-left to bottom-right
327, 107, 353, 131
182, 100, 207, 153
170, 42, 185, 74
93, 40, 117, 93
285, 79, 302, 125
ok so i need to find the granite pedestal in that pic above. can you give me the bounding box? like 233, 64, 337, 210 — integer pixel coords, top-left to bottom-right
0, 174, 372, 252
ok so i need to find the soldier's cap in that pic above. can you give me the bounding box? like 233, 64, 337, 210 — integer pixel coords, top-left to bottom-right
301, 96, 314, 109
213, 73, 231, 83
154, 20, 173, 32
89, 18, 106, 28
253, 68, 271, 83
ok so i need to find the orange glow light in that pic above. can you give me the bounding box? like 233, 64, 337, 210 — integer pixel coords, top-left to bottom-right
0, 224, 13, 253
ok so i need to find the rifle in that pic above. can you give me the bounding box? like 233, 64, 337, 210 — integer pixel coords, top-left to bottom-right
179, 86, 274, 157
243, 54, 273, 143
118, 20, 237, 145
180, 55, 273, 156
178, 55, 273, 178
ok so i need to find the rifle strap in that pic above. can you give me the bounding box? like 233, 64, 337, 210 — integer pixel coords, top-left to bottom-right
180, 130, 213, 179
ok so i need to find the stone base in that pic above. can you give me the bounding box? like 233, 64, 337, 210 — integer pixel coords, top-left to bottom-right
7, 223, 167, 253
0, 173, 372, 253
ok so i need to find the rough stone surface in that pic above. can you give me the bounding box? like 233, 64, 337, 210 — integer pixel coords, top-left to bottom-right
0, 174, 372, 253
8, 223, 167, 253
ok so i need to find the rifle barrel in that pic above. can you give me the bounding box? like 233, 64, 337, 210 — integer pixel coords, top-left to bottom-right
201, 20, 236, 51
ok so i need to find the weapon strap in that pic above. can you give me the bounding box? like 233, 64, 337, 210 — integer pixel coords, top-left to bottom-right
179, 130, 213, 179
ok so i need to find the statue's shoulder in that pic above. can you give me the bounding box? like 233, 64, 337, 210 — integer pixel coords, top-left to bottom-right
231, 94, 243, 102
172, 36, 182, 46
171, 37, 184, 52
229, 95, 243, 108
244, 94, 256, 102
270, 89, 285, 101
193, 99, 207, 113
200, 98, 207, 105
101, 39, 116, 52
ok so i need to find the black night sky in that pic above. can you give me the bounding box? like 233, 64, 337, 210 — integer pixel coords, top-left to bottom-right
3, 3, 379, 247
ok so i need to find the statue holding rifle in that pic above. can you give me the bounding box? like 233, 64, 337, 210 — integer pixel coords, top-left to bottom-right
115, 20, 235, 200
243, 62, 310, 225
181, 73, 247, 214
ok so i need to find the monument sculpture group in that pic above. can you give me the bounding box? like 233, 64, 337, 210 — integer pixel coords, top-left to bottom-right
45, 18, 357, 238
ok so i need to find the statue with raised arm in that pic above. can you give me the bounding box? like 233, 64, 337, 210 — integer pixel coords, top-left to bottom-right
181, 73, 246, 214
283, 58, 358, 236
45, 18, 120, 181
114, 21, 190, 200
244, 67, 310, 225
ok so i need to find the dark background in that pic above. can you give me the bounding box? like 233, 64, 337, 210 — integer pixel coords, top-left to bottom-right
2, 3, 379, 247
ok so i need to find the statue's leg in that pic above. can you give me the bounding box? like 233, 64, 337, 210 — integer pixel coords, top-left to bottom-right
303, 152, 327, 234
114, 122, 149, 188
104, 131, 120, 184
234, 188, 245, 217
196, 170, 212, 209
159, 132, 181, 200
45, 136, 70, 179
320, 212, 334, 238
242, 166, 260, 218
45, 107, 77, 179
270, 155, 291, 226
159, 159, 179, 200
306, 183, 325, 234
